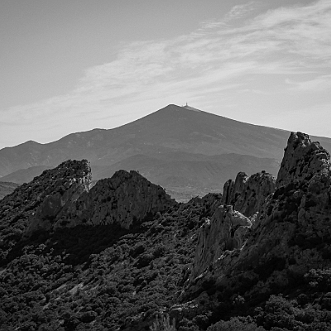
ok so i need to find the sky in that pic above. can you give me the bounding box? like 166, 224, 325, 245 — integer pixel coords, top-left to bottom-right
1, 0, 331, 149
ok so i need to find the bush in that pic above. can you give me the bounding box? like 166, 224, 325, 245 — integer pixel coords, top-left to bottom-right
207, 317, 266, 331
150, 313, 176, 331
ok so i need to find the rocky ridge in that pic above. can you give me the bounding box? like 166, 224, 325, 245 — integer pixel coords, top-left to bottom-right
0, 160, 91, 262
0, 159, 176, 263
184, 132, 331, 306
222, 171, 275, 217
190, 205, 251, 281
54, 169, 176, 230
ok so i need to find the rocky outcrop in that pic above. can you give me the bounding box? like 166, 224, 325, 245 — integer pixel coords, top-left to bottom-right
55, 170, 176, 229
222, 171, 275, 217
25, 160, 92, 234
26, 166, 176, 234
0, 159, 176, 261
185, 132, 331, 303
276, 132, 330, 188
190, 205, 251, 280
189, 166, 275, 283
0, 160, 91, 261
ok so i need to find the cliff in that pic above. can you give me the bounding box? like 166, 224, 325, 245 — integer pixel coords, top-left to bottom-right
0, 160, 91, 261
222, 171, 275, 217
190, 205, 251, 281
54, 169, 176, 229
186, 132, 331, 304
0, 159, 176, 263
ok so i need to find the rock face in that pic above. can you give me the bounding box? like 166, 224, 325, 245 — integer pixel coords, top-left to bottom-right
55, 170, 176, 229
26, 160, 92, 234
186, 132, 331, 302
190, 164, 275, 282
222, 171, 275, 217
0, 159, 176, 262
276, 131, 330, 188
190, 205, 251, 280
0, 160, 91, 261
26, 166, 175, 234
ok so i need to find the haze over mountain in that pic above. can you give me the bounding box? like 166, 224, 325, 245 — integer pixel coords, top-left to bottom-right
1, 104, 331, 200
0, 182, 18, 200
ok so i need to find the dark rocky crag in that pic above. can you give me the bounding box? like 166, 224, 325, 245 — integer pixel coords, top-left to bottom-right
0, 160, 91, 262
27, 168, 175, 234
0, 159, 175, 263
182, 132, 331, 322
222, 171, 275, 217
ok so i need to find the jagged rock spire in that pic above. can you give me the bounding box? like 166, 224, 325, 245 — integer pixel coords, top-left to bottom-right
276, 132, 330, 188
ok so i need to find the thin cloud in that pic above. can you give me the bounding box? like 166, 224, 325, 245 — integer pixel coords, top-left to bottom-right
286, 75, 331, 91
224, 2, 257, 22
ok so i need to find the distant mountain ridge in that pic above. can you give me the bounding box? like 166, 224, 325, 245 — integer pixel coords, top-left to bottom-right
1, 104, 331, 200
0, 181, 18, 200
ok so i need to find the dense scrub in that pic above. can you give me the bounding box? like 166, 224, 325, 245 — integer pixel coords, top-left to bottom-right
1, 192, 331, 331
0, 195, 218, 330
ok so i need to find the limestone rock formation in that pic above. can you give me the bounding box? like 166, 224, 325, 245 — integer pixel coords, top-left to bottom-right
26, 160, 92, 234
56, 170, 176, 229
276, 131, 330, 188
190, 205, 251, 280
0, 159, 176, 264
222, 171, 275, 217
185, 132, 331, 303
0, 160, 92, 261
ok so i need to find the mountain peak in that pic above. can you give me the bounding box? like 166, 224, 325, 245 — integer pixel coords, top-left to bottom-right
182, 104, 202, 112
160, 103, 202, 113
276, 131, 330, 188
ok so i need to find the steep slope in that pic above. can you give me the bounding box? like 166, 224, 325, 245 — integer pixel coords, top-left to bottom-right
183, 132, 331, 330
0, 160, 92, 262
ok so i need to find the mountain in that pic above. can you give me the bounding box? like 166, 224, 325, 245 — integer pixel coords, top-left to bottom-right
0, 181, 18, 200
1, 132, 331, 331
1, 104, 331, 200
0, 165, 51, 184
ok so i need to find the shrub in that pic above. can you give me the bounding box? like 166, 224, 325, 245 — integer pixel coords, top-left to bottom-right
207, 317, 266, 331
150, 313, 176, 331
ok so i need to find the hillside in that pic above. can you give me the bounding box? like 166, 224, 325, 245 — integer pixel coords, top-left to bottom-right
0, 182, 18, 200
1, 132, 331, 331
2, 104, 330, 200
